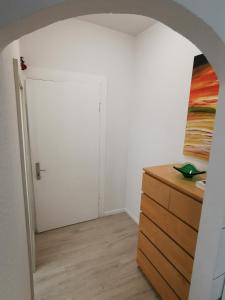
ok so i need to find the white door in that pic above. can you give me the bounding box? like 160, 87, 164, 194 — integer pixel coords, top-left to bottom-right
26, 78, 101, 232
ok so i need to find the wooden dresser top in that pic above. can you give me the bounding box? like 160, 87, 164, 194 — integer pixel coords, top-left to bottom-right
143, 164, 206, 202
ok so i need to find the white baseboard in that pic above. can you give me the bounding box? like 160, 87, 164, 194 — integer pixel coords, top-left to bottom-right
124, 208, 139, 224
103, 208, 125, 217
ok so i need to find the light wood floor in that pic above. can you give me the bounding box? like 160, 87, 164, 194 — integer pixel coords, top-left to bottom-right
34, 213, 159, 300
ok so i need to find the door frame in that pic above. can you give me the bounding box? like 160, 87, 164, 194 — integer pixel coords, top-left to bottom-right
13, 59, 35, 299
24, 67, 107, 218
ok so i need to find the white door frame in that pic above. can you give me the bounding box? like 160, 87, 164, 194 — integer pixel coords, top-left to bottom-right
13, 59, 35, 299
24, 67, 107, 218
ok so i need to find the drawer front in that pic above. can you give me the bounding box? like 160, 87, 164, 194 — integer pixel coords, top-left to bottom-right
142, 173, 170, 208
141, 194, 198, 256
140, 213, 193, 281
138, 232, 189, 300
170, 189, 202, 230
137, 250, 179, 300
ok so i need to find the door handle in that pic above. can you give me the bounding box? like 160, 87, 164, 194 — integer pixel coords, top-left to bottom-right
35, 162, 46, 180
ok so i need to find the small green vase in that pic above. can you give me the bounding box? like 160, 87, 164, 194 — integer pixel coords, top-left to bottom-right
173, 163, 206, 179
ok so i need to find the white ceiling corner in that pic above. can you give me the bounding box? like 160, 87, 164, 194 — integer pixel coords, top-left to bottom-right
77, 14, 156, 36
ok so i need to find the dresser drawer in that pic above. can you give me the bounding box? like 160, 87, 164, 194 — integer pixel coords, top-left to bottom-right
140, 213, 193, 281
137, 250, 179, 300
142, 173, 170, 208
169, 189, 202, 230
138, 232, 189, 299
141, 194, 198, 256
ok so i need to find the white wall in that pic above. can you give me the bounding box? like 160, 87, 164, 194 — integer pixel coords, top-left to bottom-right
19, 18, 135, 214
125, 22, 203, 222
0, 41, 32, 299
0, 2, 225, 300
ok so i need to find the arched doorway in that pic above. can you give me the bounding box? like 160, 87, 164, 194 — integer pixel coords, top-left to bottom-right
1, 2, 225, 300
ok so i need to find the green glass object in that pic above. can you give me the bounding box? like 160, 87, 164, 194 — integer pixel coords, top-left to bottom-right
173, 163, 206, 178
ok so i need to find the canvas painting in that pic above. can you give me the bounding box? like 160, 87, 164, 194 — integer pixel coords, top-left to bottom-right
183, 54, 219, 160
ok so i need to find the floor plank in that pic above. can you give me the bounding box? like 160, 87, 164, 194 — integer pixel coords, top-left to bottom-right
34, 213, 159, 300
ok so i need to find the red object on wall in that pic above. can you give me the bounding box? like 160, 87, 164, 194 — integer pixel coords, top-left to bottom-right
20, 57, 27, 70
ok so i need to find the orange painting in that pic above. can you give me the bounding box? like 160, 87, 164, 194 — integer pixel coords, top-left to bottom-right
183, 54, 219, 160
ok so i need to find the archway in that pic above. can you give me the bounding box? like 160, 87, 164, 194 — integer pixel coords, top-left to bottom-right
1, 2, 225, 300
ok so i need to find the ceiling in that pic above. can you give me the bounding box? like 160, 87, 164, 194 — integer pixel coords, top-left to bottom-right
78, 14, 156, 36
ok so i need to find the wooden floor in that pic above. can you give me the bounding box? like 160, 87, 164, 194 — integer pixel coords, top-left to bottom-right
34, 213, 159, 300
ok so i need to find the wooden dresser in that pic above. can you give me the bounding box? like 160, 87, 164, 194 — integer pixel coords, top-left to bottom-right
137, 164, 205, 300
